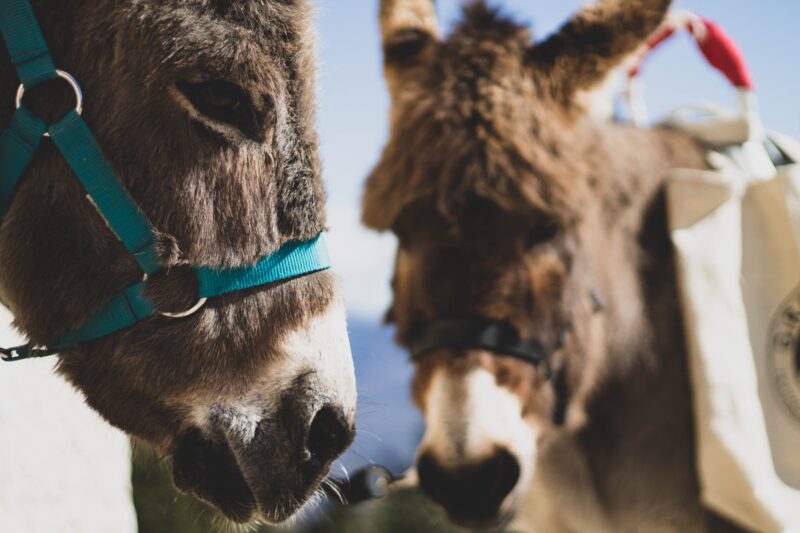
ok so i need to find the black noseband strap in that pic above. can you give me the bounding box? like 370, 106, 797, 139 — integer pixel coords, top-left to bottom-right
409, 319, 552, 374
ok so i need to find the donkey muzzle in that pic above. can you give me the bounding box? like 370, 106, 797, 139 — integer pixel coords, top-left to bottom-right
171, 395, 355, 524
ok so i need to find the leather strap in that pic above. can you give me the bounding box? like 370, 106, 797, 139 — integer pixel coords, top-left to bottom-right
410, 318, 552, 373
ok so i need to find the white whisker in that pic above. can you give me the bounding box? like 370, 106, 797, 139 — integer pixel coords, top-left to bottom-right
334, 461, 350, 481
322, 477, 347, 505
356, 428, 384, 443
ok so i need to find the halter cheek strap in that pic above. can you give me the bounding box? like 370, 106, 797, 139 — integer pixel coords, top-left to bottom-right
0, 0, 331, 362
1, 0, 161, 275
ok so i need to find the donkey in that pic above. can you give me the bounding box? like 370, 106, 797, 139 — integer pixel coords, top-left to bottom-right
0, 0, 355, 524
365, 0, 743, 531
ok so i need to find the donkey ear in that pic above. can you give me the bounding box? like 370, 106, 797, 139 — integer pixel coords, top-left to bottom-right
529, 0, 671, 105
380, 0, 439, 93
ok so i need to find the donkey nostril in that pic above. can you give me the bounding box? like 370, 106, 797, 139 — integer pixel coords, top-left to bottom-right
175, 79, 272, 142
418, 449, 520, 524
305, 405, 353, 464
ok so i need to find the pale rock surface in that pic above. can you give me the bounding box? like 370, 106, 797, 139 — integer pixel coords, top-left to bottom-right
0, 306, 137, 533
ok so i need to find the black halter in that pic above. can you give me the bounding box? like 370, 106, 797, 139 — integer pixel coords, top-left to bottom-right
409, 318, 558, 378
408, 291, 606, 380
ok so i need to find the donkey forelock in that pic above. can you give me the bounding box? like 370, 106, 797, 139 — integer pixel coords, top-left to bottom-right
0, 0, 355, 524
366, 2, 578, 232
365, 0, 674, 234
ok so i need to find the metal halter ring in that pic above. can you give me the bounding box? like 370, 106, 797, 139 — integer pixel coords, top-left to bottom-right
160, 298, 208, 319
15, 70, 84, 137
142, 274, 208, 319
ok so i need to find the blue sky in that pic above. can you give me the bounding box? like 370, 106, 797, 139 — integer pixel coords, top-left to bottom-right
313, 1, 800, 318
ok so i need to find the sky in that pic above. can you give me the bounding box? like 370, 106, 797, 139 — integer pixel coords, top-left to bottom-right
314, 0, 800, 319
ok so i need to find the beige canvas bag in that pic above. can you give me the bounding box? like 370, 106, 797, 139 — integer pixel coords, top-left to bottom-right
668, 123, 800, 533
630, 12, 800, 532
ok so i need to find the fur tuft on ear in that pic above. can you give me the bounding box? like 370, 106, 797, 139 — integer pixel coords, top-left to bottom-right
380, 0, 439, 78
380, 0, 438, 42
384, 27, 437, 67
530, 0, 671, 106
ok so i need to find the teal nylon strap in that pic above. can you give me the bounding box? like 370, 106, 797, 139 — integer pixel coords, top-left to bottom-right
0, 0, 58, 87
47, 234, 331, 350
49, 111, 161, 275
1, 0, 159, 274
196, 234, 331, 298
0, 106, 47, 214
54, 281, 156, 349
0, 0, 336, 363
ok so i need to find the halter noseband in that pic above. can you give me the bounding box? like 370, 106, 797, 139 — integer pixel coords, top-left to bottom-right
410, 319, 555, 377
0, 0, 330, 361
408, 291, 606, 378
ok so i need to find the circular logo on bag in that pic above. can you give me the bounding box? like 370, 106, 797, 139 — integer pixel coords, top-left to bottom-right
770, 286, 800, 420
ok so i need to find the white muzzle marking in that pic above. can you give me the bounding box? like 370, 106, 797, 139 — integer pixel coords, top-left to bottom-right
419, 365, 537, 497
192, 296, 357, 442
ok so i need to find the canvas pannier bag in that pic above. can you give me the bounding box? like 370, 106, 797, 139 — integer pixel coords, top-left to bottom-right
631, 13, 800, 532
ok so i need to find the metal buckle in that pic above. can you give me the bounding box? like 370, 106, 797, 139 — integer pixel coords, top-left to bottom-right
1, 344, 52, 362
142, 274, 208, 319
15, 70, 84, 138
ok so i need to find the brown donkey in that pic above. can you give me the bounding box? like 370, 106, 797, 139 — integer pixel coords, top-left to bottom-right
366, 1, 742, 530
0, 0, 355, 524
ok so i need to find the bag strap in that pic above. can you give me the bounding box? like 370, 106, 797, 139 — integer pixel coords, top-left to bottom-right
629, 11, 754, 91
627, 11, 758, 134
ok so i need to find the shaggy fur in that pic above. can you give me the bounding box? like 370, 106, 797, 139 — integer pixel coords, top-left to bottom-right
366, 1, 743, 531
0, 0, 349, 523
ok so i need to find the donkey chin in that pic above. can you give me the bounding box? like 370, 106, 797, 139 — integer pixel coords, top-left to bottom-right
415, 362, 538, 529
170, 298, 357, 524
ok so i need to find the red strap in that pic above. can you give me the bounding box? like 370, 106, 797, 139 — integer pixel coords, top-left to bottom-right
629, 15, 754, 90
697, 19, 754, 90
628, 26, 677, 77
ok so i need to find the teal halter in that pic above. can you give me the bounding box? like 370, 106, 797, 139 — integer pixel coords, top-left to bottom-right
0, 0, 331, 361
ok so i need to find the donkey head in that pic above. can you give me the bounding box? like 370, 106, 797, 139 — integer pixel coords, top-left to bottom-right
0, 0, 355, 524
365, 0, 677, 527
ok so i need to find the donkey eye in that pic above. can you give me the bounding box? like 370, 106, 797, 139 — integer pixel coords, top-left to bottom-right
176, 79, 269, 141
526, 223, 558, 248
201, 83, 241, 110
